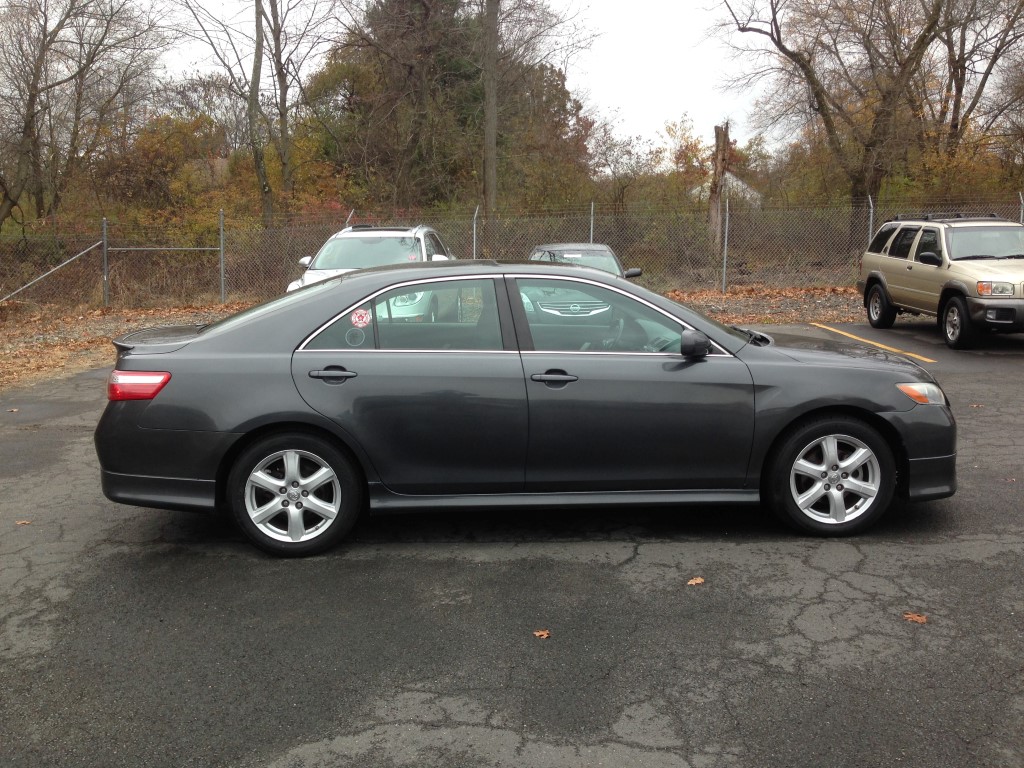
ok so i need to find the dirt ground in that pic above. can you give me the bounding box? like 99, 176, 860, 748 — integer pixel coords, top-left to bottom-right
0, 286, 862, 395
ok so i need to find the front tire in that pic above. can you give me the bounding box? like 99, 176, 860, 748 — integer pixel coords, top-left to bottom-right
228, 432, 364, 556
768, 417, 895, 536
866, 284, 897, 329
942, 296, 976, 349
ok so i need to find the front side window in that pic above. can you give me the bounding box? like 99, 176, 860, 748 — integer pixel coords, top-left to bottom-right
305, 279, 502, 351
516, 278, 683, 353
915, 229, 942, 260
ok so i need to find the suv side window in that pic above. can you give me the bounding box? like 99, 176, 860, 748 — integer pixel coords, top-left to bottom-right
915, 229, 942, 261
887, 227, 920, 259
868, 223, 898, 253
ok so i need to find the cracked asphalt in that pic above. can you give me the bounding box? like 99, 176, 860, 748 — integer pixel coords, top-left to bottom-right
1, 319, 1022, 768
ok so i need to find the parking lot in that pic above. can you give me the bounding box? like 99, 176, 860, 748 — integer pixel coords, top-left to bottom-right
1, 319, 1022, 768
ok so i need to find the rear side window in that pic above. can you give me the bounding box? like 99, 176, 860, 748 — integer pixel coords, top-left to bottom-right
887, 227, 920, 259
305, 279, 502, 351
868, 223, 898, 253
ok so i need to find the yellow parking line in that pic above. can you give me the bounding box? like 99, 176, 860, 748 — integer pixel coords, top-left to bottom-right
811, 323, 938, 364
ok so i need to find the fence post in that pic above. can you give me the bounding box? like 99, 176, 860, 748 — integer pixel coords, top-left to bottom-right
472, 205, 480, 259
590, 201, 594, 243
1019, 192, 1023, 224
721, 197, 730, 293
219, 209, 226, 303
102, 217, 109, 307
867, 196, 875, 245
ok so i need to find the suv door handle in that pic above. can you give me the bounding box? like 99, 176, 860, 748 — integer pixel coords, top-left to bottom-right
309, 367, 357, 383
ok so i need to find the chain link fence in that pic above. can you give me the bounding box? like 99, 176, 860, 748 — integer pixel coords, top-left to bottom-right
3, 196, 1023, 310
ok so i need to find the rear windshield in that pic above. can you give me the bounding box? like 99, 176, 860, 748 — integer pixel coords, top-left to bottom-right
530, 249, 621, 275
947, 226, 1024, 260
311, 236, 422, 269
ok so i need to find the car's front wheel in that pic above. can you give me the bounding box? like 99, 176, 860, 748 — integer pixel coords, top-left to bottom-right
942, 295, 977, 349
228, 432, 364, 556
768, 417, 895, 536
866, 284, 897, 329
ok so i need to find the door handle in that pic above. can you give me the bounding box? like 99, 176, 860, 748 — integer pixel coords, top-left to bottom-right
309, 367, 357, 383
530, 372, 578, 383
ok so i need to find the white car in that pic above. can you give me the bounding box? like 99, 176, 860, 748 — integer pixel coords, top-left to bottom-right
287, 225, 453, 292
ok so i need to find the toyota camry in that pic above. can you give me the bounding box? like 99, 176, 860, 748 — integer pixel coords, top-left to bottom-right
95, 261, 957, 556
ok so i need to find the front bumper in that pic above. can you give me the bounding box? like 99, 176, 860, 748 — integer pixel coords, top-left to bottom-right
880, 403, 957, 502
966, 296, 1024, 331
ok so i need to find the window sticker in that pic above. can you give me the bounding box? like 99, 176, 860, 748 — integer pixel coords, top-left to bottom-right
350, 308, 372, 328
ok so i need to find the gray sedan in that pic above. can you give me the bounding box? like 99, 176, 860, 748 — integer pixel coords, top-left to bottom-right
95, 261, 957, 556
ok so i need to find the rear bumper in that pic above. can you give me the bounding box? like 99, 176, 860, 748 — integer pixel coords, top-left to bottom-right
101, 470, 217, 513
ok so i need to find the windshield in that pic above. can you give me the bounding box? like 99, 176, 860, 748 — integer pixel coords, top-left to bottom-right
947, 226, 1024, 260
530, 249, 622, 275
311, 236, 422, 269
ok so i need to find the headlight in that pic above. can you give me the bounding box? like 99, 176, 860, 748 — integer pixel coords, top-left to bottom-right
977, 281, 1013, 296
391, 292, 425, 306
897, 382, 946, 405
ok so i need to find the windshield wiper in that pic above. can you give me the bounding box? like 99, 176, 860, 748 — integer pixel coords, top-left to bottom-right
955, 254, 997, 261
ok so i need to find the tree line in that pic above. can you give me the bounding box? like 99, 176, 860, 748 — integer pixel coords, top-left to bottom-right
2, 0, 1024, 237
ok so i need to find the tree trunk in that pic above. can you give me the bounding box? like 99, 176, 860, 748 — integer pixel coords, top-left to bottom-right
249, 0, 274, 228
708, 122, 729, 260
482, 0, 500, 257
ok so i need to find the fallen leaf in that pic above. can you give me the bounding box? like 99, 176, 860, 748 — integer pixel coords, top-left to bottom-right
902, 612, 928, 624
16, 520, 31, 526
6, 408, 17, 413
533, 629, 551, 639
969, 403, 985, 408
687, 577, 705, 586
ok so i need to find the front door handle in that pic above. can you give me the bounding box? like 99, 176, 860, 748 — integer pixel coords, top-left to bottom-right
309, 367, 357, 383
530, 370, 578, 388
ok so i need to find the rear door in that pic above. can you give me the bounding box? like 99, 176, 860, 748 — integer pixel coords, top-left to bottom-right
902, 227, 944, 313
880, 226, 921, 306
292, 276, 528, 494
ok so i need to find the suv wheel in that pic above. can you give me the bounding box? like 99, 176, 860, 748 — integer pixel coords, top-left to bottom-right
942, 296, 977, 350
866, 284, 897, 329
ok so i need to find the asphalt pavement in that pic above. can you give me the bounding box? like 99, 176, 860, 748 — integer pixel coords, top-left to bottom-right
1, 320, 1022, 768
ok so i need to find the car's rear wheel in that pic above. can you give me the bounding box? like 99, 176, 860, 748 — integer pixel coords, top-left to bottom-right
768, 417, 895, 536
942, 295, 976, 349
866, 284, 897, 329
228, 433, 363, 556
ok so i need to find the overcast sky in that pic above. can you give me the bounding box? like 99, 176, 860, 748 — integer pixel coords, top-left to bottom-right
555, 0, 760, 146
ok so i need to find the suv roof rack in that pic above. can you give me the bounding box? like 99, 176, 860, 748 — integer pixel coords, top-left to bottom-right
891, 212, 1007, 222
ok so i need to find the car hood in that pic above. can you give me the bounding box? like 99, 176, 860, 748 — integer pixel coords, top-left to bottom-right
949, 259, 1024, 279
288, 268, 357, 292
764, 331, 927, 375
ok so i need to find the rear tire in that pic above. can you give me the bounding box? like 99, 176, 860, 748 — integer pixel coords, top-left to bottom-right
767, 417, 895, 536
228, 432, 364, 557
941, 295, 976, 349
866, 284, 897, 329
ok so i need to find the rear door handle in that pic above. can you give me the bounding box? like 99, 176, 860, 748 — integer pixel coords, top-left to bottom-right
309, 367, 357, 383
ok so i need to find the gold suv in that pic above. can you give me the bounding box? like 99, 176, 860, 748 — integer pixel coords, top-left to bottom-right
857, 215, 1024, 349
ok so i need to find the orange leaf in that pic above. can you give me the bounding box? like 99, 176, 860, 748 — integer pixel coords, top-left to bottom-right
903, 612, 928, 624
16, 520, 31, 526
533, 629, 551, 639
687, 577, 705, 586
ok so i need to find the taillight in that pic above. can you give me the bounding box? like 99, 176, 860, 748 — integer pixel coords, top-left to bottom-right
107, 370, 171, 401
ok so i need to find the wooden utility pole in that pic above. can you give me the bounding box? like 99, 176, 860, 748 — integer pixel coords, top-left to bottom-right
708, 122, 730, 257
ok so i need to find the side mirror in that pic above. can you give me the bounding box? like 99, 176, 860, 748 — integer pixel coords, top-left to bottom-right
623, 267, 643, 279
298, 256, 312, 268
679, 329, 711, 358
917, 251, 942, 267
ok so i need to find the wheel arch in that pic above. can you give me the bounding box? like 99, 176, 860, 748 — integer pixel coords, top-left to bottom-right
861, 273, 889, 307
758, 406, 909, 499
214, 422, 371, 510
937, 285, 967, 318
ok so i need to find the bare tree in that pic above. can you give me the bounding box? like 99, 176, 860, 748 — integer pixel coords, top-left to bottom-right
0, 0, 166, 229
719, 0, 947, 205
176, 0, 338, 225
